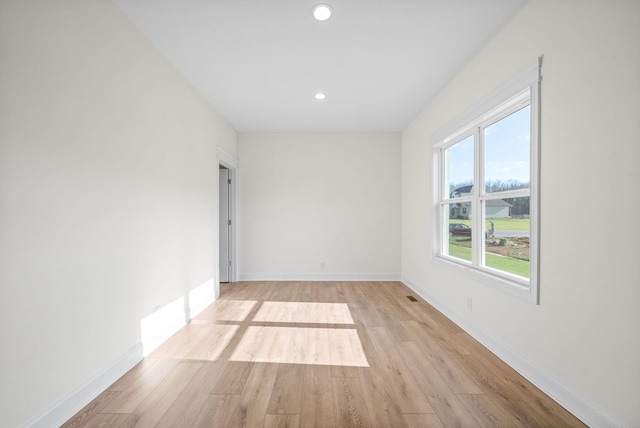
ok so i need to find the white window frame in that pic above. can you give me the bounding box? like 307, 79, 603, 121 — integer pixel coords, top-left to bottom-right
431, 58, 542, 304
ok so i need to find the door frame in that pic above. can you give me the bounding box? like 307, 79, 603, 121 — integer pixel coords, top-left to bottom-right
216, 147, 238, 298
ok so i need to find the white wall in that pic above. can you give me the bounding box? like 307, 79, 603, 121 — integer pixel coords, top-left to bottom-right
239, 133, 400, 280
401, 0, 639, 426
0, 1, 237, 426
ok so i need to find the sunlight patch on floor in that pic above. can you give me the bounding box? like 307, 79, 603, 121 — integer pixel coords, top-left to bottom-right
195, 299, 258, 322
150, 324, 239, 361
230, 326, 369, 367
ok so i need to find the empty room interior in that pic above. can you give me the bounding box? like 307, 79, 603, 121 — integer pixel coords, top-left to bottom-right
1, 0, 639, 427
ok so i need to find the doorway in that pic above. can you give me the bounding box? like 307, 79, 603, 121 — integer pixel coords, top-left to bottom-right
219, 165, 231, 283
217, 148, 238, 298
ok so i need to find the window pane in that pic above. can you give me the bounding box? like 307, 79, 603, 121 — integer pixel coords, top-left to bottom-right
484, 197, 530, 278
445, 135, 474, 199
484, 105, 530, 193
445, 204, 472, 262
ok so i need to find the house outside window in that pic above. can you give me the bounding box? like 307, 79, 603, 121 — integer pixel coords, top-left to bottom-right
432, 59, 541, 303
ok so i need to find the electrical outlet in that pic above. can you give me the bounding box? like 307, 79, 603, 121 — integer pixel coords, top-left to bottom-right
320, 261, 325, 269
467, 297, 473, 311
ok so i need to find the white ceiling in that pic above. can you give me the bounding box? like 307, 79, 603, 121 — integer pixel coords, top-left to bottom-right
113, 0, 528, 133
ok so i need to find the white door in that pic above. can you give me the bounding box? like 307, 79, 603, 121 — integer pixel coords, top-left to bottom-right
219, 167, 231, 282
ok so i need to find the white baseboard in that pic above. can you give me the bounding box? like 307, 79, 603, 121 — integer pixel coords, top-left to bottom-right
26, 343, 143, 428
26, 280, 218, 428
140, 280, 217, 356
400, 276, 630, 428
188, 279, 216, 321
238, 273, 401, 281
29, 277, 626, 427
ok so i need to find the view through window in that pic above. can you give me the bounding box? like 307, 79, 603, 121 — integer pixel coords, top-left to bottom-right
433, 59, 541, 302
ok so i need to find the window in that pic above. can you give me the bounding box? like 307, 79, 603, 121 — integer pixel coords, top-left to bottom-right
432, 59, 541, 303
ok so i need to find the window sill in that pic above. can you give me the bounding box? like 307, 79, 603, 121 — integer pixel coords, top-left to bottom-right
433, 255, 539, 304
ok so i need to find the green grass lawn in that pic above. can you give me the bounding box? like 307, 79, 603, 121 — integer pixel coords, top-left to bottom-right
451, 218, 530, 231
485, 253, 530, 278
448, 243, 529, 278
448, 242, 472, 262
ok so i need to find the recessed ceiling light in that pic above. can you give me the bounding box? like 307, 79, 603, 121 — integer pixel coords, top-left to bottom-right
312, 4, 333, 21
314, 92, 327, 100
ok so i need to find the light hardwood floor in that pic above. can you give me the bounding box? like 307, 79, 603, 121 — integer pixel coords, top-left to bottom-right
64, 281, 586, 427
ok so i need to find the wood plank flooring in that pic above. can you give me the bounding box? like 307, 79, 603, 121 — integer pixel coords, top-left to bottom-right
64, 281, 585, 427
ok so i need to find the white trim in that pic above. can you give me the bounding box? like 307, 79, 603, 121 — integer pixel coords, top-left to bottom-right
529, 72, 541, 303
400, 276, 631, 428
187, 278, 217, 320
431, 58, 541, 304
29, 278, 218, 427
431, 58, 541, 144
140, 294, 187, 356
140, 278, 217, 357
217, 147, 239, 295
25, 343, 143, 428
217, 147, 238, 169
238, 273, 401, 282
432, 256, 532, 298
